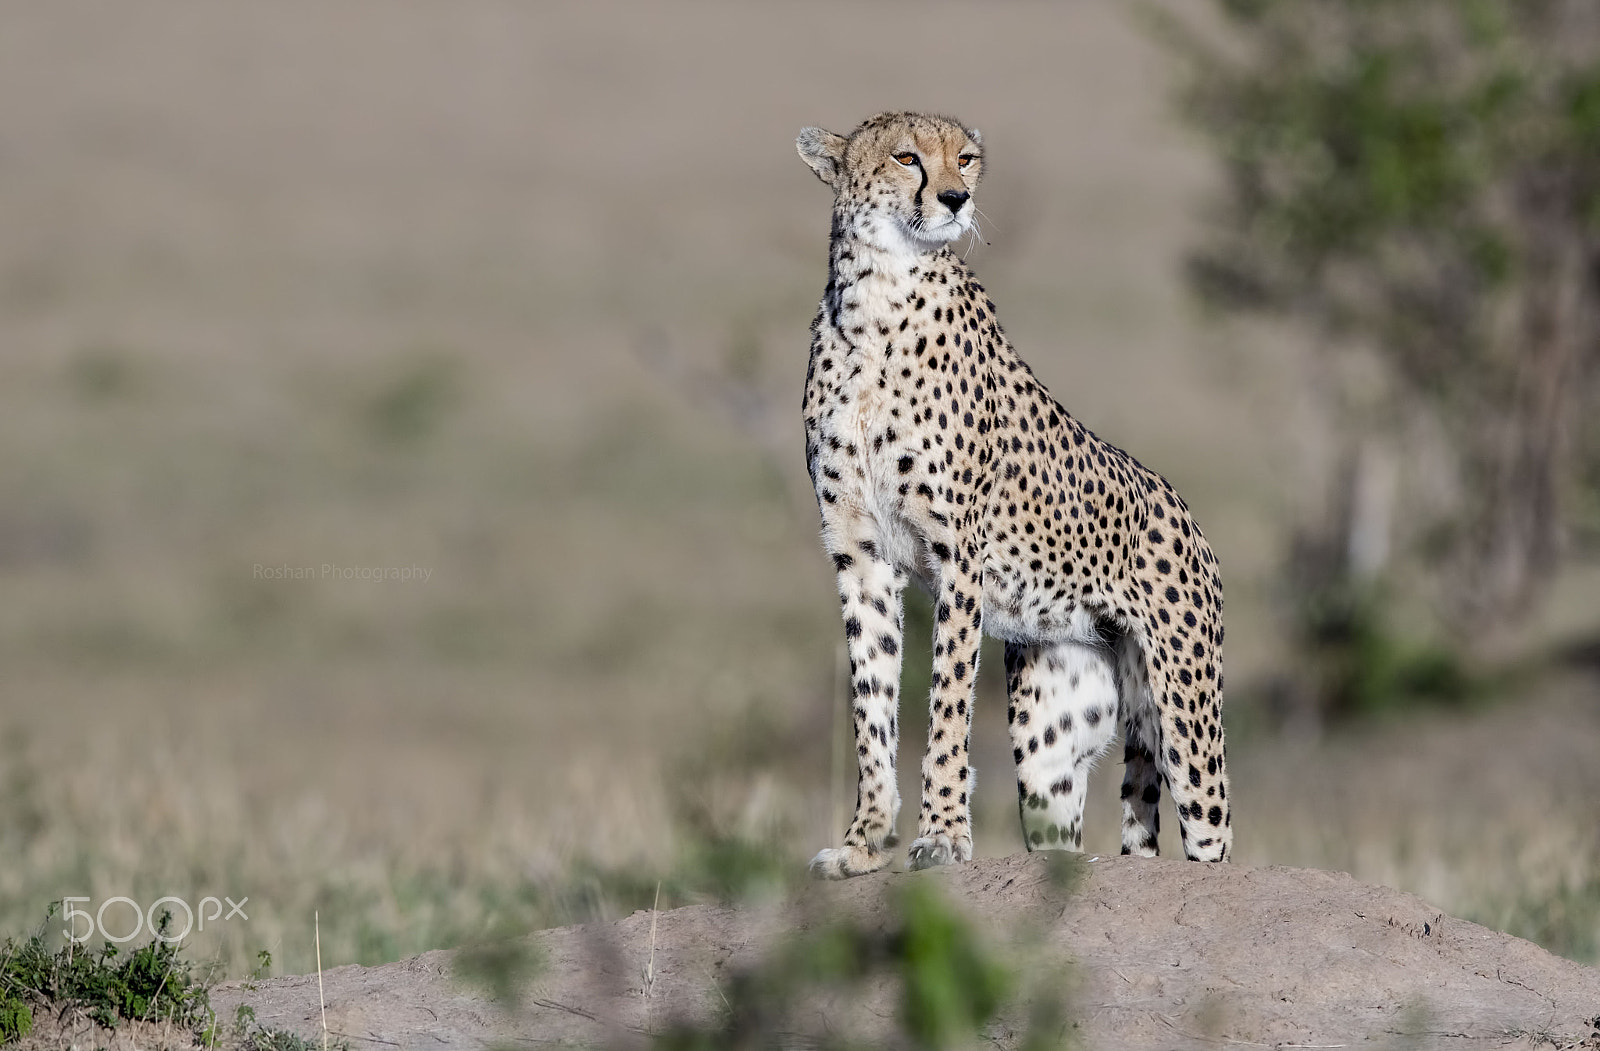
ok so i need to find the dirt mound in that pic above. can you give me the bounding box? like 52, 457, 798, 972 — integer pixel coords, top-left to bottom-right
216, 855, 1600, 1050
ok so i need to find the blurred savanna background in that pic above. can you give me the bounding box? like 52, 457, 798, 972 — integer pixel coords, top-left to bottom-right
1, 0, 1598, 981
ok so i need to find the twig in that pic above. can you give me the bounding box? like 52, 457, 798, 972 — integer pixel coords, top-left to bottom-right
702, 964, 732, 1011
140, 954, 175, 1023
643, 880, 662, 1030
1154, 1012, 1274, 1046
316, 910, 329, 1051
530, 998, 599, 1021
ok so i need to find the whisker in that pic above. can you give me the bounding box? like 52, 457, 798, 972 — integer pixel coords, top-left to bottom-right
958, 208, 986, 258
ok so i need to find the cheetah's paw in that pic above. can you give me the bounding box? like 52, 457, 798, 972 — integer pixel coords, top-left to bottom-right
808, 845, 894, 880
906, 833, 972, 871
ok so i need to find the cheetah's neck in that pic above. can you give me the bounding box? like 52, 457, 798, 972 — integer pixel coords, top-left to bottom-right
824, 206, 970, 358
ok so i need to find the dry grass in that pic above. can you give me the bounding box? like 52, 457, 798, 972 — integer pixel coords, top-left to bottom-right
0, 0, 1595, 981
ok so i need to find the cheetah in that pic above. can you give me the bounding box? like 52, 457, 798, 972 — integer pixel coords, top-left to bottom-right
797, 112, 1232, 878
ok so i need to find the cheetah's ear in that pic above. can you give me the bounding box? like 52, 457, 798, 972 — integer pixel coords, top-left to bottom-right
796, 127, 847, 188
968, 128, 982, 146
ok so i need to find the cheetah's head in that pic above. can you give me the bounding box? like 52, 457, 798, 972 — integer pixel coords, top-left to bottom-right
797, 112, 983, 255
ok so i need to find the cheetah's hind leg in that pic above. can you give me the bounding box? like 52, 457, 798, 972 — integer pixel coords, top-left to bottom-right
1115, 634, 1162, 857
1139, 625, 1233, 863
1005, 640, 1118, 852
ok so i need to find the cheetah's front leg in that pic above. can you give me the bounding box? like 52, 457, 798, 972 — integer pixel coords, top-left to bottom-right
809, 553, 908, 880
907, 556, 983, 870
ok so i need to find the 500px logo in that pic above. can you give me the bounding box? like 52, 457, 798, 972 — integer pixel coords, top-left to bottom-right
62, 895, 248, 945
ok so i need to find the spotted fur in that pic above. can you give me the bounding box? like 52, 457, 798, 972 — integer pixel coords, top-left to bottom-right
798, 112, 1232, 878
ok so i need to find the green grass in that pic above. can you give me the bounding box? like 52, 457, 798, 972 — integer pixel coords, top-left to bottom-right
0, 905, 212, 1042
0, 915, 355, 1050
1469, 869, 1600, 964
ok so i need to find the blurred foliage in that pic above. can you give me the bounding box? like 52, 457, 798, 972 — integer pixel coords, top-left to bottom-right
441, 707, 1086, 1044
653, 879, 1073, 1051
662, 705, 812, 905
364, 352, 460, 446
1151, 0, 1600, 697
892, 884, 1012, 1049
1465, 838, 1600, 963
453, 937, 544, 1012
1488, 873, 1600, 963
67, 346, 138, 402
1292, 579, 1476, 718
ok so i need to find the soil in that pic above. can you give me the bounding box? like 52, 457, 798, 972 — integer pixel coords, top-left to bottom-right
210, 854, 1600, 1050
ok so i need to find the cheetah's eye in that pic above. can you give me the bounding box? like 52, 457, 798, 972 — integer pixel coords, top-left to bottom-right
958, 154, 976, 169
894, 153, 917, 167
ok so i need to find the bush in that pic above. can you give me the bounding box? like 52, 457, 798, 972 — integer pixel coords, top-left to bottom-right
1151, 0, 1600, 707
0, 908, 212, 1040
654, 879, 1073, 1051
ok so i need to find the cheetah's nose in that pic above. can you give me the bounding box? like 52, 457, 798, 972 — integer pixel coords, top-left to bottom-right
937, 190, 970, 215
